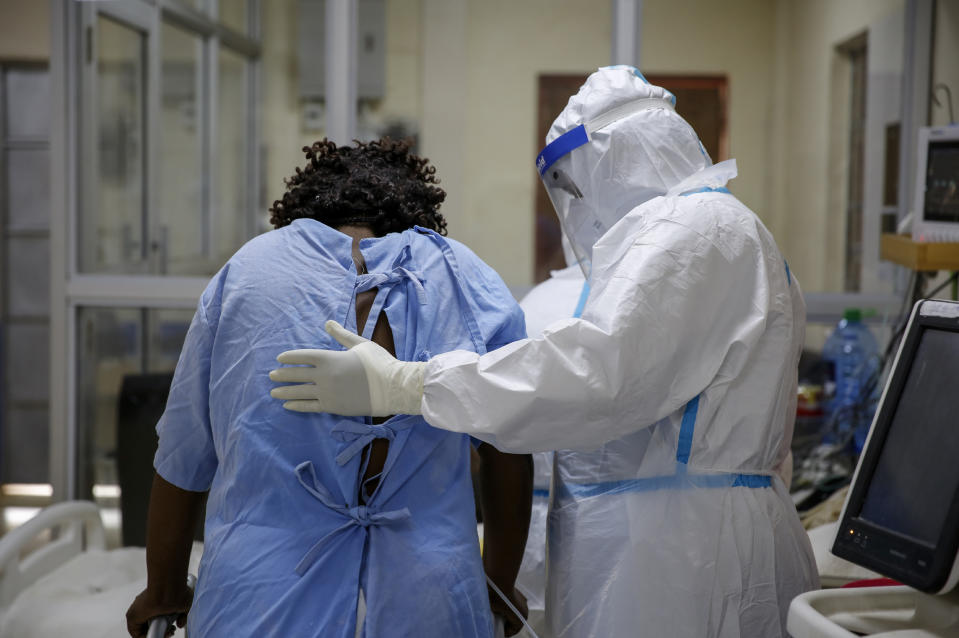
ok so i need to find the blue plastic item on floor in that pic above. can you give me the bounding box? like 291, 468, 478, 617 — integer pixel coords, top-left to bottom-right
821, 308, 880, 454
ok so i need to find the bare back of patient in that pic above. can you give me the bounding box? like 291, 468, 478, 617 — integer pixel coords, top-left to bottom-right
344, 226, 396, 502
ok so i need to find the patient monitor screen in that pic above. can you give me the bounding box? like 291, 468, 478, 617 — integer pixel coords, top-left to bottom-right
924, 141, 959, 223
858, 328, 959, 545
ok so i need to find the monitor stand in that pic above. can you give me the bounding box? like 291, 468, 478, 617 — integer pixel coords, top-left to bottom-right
787, 585, 959, 637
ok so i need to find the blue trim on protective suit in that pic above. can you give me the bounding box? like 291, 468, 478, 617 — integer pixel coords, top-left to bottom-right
680, 186, 731, 197
556, 472, 772, 500
605, 64, 649, 83
676, 395, 699, 464
536, 125, 589, 176
532, 488, 550, 498
733, 474, 774, 488
573, 280, 591, 319
556, 391, 772, 500
785, 260, 792, 286
553, 256, 771, 505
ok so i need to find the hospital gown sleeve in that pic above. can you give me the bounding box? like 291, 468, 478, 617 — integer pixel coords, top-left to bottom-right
452, 237, 528, 352
486, 299, 528, 352
153, 296, 218, 491
422, 209, 771, 453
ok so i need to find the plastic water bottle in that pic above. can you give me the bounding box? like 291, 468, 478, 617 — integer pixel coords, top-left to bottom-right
821, 308, 880, 454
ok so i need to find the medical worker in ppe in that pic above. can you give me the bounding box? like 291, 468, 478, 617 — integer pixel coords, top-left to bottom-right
269, 68, 820, 637
127, 139, 532, 638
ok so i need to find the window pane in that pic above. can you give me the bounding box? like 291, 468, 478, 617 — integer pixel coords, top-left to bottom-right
83, 16, 147, 274
5, 322, 49, 402
160, 21, 206, 275
148, 309, 193, 371
3, 407, 50, 484
216, 47, 249, 264
76, 307, 142, 532
6, 236, 50, 317
76, 307, 194, 544
6, 147, 50, 231
219, 0, 248, 34
4, 68, 50, 139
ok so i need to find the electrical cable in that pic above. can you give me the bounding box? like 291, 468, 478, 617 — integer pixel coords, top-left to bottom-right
486, 575, 541, 638
925, 271, 959, 299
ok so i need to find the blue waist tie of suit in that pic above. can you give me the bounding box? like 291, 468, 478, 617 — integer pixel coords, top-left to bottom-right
556, 470, 772, 501
294, 460, 411, 576
558, 281, 773, 503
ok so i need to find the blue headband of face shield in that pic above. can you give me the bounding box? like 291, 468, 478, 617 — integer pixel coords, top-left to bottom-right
535, 97, 676, 177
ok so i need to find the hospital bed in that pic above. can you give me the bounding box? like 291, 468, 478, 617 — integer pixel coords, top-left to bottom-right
0, 502, 520, 638
0, 504, 847, 638
0, 501, 201, 638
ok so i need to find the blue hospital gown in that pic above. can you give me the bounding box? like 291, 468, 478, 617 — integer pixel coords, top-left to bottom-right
153, 219, 526, 637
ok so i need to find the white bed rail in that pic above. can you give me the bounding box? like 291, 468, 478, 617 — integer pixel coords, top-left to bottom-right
0, 501, 106, 609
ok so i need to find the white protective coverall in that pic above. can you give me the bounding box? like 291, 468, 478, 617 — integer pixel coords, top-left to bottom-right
515, 258, 587, 635
420, 67, 820, 637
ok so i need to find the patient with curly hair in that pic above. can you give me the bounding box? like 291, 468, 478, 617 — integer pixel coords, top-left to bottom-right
126, 139, 532, 637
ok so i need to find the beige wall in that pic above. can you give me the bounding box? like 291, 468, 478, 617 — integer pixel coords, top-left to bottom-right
460, 1, 611, 288
420, 0, 867, 290
0, 0, 49, 61
422, 0, 611, 289
642, 0, 777, 230
421, 0, 781, 289
767, 0, 904, 293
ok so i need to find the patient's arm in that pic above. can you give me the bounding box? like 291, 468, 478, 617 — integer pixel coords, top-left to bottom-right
126, 473, 206, 637
477, 443, 532, 637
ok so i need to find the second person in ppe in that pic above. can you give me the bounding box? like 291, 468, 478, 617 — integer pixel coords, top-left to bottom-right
269, 67, 819, 637
514, 236, 587, 637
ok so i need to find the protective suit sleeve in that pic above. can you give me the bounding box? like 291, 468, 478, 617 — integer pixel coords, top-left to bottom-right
422, 202, 770, 453
154, 290, 219, 491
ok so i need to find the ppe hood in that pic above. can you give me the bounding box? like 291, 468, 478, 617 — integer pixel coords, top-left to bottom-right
536, 66, 711, 274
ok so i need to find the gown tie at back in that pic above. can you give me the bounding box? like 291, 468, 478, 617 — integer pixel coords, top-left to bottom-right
293, 460, 411, 575
354, 267, 427, 307
330, 419, 415, 466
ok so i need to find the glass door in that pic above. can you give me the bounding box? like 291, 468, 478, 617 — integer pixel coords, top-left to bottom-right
81, 11, 150, 275
51, 2, 261, 538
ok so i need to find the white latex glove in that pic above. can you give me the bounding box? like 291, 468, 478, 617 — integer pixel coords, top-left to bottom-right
269, 320, 426, 416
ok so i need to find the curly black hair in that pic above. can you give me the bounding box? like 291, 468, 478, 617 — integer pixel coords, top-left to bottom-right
269, 138, 447, 236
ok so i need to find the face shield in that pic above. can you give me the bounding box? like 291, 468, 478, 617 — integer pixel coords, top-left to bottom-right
536, 97, 675, 277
